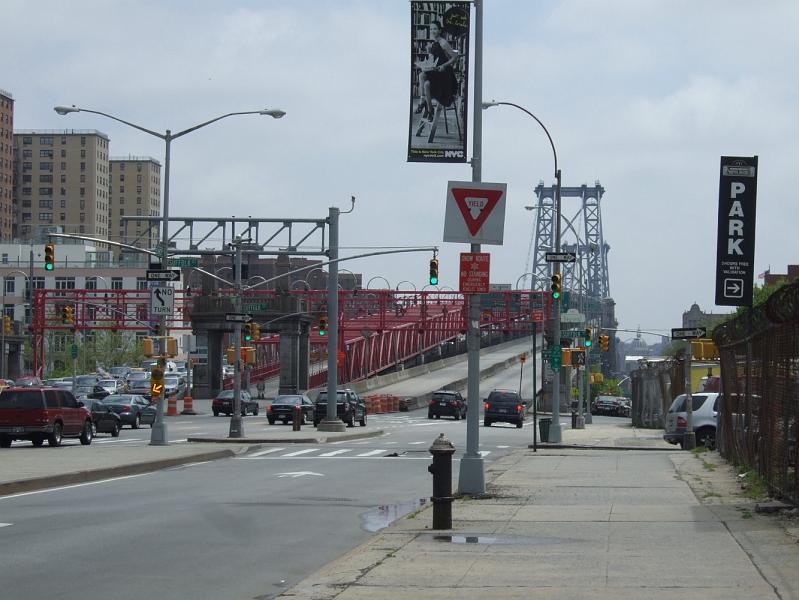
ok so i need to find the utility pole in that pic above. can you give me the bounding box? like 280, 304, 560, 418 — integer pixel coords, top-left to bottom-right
683, 342, 695, 449
229, 237, 244, 438
549, 168, 564, 443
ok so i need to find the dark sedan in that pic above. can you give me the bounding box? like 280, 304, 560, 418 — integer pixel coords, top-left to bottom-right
267, 394, 315, 425
79, 398, 122, 437
428, 390, 467, 420
101, 394, 155, 429
212, 390, 259, 417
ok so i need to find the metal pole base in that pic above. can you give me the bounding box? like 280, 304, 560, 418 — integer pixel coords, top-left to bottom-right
682, 432, 696, 450
317, 419, 347, 432
584, 412, 593, 424
149, 421, 168, 445
548, 421, 563, 443
575, 416, 585, 429
228, 415, 244, 438
457, 455, 485, 495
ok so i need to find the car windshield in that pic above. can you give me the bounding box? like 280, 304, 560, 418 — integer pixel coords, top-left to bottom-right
316, 391, 347, 402
216, 391, 247, 399
275, 396, 302, 405
73, 385, 94, 394
165, 377, 179, 385
75, 375, 98, 385
433, 393, 456, 401
109, 367, 128, 376
489, 392, 520, 403
0, 390, 42, 409
127, 372, 149, 381
99, 380, 116, 387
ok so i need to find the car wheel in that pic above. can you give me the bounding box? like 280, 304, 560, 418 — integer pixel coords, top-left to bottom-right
516, 419, 523, 429
697, 427, 716, 449
0, 435, 11, 448
434, 414, 440, 419
360, 412, 367, 427
268, 418, 275, 425
454, 411, 460, 420
32, 435, 45, 447
111, 422, 120, 437
346, 412, 354, 427
253, 406, 259, 416
428, 413, 434, 419
132, 414, 141, 429
48, 422, 63, 447
213, 410, 219, 417
313, 420, 319, 427
80, 420, 93, 445
484, 419, 491, 427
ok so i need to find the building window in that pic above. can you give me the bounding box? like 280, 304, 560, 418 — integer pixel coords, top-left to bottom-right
80, 149, 86, 158
80, 162, 85, 171
60, 136, 67, 144
39, 213, 53, 222
39, 174, 53, 183
4, 277, 14, 295
85, 277, 97, 290
39, 136, 53, 145
39, 199, 53, 209
60, 213, 66, 221
22, 149, 31, 159
60, 174, 66, 183
55, 277, 76, 290
80, 136, 86, 146
111, 277, 123, 290
136, 278, 148, 290
60, 150, 66, 158
22, 136, 32, 144
39, 149, 53, 158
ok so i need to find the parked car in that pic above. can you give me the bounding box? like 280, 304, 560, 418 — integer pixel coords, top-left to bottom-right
73, 384, 110, 400
98, 378, 126, 395
592, 395, 629, 416
125, 371, 152, 399
13, 376, 44, 387
0, 387, 93, 447
75, 374, 101, 387
313, 389, 366, 427
163, 375, 185, 399
483, 389, 526, 428
268, 394, 315, 425
663, 392, 719, 448
108, 366, 131, 380
78, 397, 122, 437
212, 390, 259, 417
101, 394, 156, 428
428, 390, 467, 420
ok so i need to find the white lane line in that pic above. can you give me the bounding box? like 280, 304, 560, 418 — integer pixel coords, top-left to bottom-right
497, 445, 510, 449
248, 447, 286, 458
0, 523, 12, 528
0, 473, 151, 500
479, 450, 491, 457
408, 441, 426, 445
355, 449, 385, 457
318, 449, 353, 457
385, 441, 398, 445
281, 448, 318, 457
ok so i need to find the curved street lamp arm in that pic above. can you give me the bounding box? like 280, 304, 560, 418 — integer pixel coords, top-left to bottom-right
483, 101, 558, 176
172, 110, 274, 140
57, 107, 166, 140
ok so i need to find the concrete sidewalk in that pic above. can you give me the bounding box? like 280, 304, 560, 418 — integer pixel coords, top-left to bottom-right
276, 424, 799, 600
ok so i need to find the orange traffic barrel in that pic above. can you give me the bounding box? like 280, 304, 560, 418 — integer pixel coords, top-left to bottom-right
181, 395, 196, 415
167, 395, 178, 416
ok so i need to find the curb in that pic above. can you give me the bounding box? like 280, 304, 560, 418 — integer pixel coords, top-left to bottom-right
530, 443, 679, 451
0, 448, 238, 497
186, 428, 385, 444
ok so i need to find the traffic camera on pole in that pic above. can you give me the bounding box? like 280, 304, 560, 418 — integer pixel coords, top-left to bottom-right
44, 243, 55, 271
319, 316, 328, 336
429, 258, 439, 285
550, 273, 561, 301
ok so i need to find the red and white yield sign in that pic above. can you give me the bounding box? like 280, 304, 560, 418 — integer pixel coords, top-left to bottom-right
443, 181, 507, 245
459, 253, 490, 294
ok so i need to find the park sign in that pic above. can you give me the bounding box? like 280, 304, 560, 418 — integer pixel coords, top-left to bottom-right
715, 156, 758, 307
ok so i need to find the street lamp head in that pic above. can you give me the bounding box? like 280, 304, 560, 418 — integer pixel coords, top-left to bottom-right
481, 100, 500, 109
259, 109, 286, 119
54, 105, 80, 115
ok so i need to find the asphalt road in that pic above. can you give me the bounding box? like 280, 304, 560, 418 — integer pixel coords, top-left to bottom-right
0, 354, 627, 600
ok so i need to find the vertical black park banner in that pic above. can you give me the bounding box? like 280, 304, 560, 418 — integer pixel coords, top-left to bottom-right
407, 2, 470, 163
715, 156, 758, 307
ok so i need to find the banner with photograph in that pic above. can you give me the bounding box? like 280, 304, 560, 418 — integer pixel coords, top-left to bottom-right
407, 2, 470, 163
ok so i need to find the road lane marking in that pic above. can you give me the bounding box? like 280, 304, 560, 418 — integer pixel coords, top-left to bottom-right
0, 474, 151, 501
276, 471, 324, 478
281, 449, 318, 457
479, 450, 491, 457
497, 445, 510, 448
0, 523, 12, 528
318, 449, 352, 457
248, 447, 286, 457
355, 449, 385, 457
408, 441, 426, 445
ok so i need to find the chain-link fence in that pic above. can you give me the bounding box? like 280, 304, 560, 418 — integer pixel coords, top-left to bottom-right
714, 281, 799, 504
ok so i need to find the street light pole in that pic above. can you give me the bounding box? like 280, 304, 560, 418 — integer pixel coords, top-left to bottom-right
54, 104, 285, 445
482, 100, 563, 442
229, 237, 244, 438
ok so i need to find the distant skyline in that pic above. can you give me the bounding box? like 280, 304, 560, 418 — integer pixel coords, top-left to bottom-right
4, 0, 797, 342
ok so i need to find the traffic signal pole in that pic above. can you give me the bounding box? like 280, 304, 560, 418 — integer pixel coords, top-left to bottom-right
549, 168, 564, 443
229, 238, 244, 438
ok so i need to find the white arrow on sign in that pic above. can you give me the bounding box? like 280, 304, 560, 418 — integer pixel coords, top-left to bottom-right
276, 471, 324, 479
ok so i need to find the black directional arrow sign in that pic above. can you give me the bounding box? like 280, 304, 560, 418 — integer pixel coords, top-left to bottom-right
146, 269, 181, 282
545, 252, 577, 263
225, 313, 252, 323
671, 327, 707, 340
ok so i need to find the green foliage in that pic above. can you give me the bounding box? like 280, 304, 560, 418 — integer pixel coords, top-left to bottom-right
590, 377, 622, 398
36, 330, 147, 378
714, 280, 790, 332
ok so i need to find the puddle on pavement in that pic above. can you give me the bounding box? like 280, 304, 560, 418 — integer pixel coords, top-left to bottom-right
428, 533, 579, 546
361, 498, 427, 532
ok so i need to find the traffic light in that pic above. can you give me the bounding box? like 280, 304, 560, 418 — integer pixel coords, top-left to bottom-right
166, 337, 178, 358
599, 334, 610, 352
252, 323, 261, 342
429, 258, 439, 285
150, 365, 165, 398
584, 328, 592, 347
561, 348, 572, 367
550, 273, 561, 300
44, 243, 55, 271
61, 305, 74, 325
142, 337, 154, 358
244, 323, 253, 341
319, 316, 328, 336
152, 322, 161, 337
3, 315, 11, 335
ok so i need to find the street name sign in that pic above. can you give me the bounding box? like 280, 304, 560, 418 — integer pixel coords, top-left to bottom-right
443, 181, 507, 245
146, 269, 181, 282
715, 156, 758, 307
149, 287, 174, 316
167, 258, 199, 268
225, 313, 252, 323
459, 252, 490, 294
545, 251, 577, 263
671, 327, 707, 340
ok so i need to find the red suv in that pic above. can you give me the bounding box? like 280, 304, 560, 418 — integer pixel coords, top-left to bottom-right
0, 387, 94, 447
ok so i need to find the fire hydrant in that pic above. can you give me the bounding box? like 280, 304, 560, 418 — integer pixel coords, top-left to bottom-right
428, 433, 455, 530
292, 405, 302, 431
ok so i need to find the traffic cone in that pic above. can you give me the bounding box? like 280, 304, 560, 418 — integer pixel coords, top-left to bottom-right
181, 395, 196, 415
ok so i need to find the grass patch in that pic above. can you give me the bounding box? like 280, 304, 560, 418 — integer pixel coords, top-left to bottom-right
691, 447, 709, 456
702, 492, 722, 499
738, 470, 769, 499
741, 510, 753, 519
702, 460, 717, 472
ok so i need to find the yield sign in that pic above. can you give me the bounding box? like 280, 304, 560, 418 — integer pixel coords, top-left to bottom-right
443, 181, 507, 245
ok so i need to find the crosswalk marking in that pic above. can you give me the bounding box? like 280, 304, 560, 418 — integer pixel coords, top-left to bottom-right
281, 448, 318, 457
249, 447, 286, 457
408, 441, 425, 445
356, 449, 385, 457
318, 449, 352, 457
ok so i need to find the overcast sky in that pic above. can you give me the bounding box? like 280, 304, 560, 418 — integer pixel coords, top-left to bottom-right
5, 0, 797, 342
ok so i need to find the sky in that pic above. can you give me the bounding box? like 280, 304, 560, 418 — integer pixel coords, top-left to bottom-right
4, 0, 797, 343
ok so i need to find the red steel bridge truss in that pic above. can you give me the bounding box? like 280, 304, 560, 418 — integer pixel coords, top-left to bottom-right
33, 289, 550, 385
